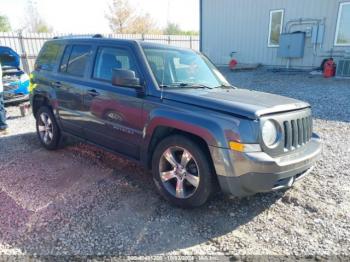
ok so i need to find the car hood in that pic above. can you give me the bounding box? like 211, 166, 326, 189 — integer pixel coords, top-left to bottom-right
163, 88, 310, 119
0, 47, 20, 68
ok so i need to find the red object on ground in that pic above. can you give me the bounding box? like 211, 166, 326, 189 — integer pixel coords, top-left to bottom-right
229, 59, 238, 70
323, 59, 336, 78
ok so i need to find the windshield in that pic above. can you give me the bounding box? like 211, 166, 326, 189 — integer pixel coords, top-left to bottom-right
142, 47, 230, 89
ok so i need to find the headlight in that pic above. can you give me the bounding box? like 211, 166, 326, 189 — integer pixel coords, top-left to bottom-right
262, 120, 278, 147
20, 74, 30, 83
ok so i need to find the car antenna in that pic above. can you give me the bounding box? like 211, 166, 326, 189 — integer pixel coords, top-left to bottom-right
160, 83, 164, 100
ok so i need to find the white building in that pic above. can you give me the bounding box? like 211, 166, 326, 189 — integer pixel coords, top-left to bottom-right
200, 0, 350, 70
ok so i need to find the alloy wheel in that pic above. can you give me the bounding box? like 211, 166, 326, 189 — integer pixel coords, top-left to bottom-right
38, 112, 54, 145
159, 146, 200, 199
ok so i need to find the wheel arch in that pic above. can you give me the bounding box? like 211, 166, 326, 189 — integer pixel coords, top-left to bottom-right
32, 94, 53, 118
146, 126, 216, 170
141, 108, 228, 174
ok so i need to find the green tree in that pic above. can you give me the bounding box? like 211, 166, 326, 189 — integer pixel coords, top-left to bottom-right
36, 22, 52, 33
180, 30, 199, 36
0, 16, 11, 32
163, 23, 198, 36
164, 23, 182, 35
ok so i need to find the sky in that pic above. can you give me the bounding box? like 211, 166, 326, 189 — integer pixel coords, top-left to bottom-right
0, 0, 200, 33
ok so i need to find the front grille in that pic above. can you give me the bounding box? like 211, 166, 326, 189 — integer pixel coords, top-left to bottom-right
283, 116, 312, 151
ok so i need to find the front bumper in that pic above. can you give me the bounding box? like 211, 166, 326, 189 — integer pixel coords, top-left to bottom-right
211, 134, 322, 196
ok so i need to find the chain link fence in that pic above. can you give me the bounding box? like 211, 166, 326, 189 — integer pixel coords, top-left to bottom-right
0, 32, 200, 73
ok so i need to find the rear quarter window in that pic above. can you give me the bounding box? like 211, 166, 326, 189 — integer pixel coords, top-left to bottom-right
35, 42, 63, 71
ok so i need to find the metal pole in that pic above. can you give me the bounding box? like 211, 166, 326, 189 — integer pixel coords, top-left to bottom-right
18, 32, 30, 73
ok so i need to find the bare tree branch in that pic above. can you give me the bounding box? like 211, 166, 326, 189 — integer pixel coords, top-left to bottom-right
23, 0, 53, 33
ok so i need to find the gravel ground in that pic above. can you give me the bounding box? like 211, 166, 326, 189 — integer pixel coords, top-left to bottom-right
0, 69, 349, 259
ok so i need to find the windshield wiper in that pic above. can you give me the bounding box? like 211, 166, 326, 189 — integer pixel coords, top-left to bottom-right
173, 83, 214, 89
159, 83, 214, 89
216, 84, 236, 89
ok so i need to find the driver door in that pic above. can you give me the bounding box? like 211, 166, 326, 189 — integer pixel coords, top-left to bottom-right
82, 46, 144, 159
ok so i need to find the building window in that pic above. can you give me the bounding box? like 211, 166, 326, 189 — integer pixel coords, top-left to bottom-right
335, 2, 350, 46
268, 9, 284, 47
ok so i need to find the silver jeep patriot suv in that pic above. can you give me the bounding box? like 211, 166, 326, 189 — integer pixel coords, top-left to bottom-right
30, 36, 322, 208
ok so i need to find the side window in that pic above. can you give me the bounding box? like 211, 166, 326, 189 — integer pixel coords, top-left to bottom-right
60, 45, 92, 77
59, 45, 72, 72
93, 47, 139, 82
36, 42, 63, 71
268, 9, 284, 47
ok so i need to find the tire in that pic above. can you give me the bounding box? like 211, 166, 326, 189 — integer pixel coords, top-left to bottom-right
35, 106, 61, 150
152, 135, 214, 208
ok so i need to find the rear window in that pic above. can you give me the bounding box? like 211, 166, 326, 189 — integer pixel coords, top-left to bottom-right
35, 42, 63, 71
59, 45, 92, 77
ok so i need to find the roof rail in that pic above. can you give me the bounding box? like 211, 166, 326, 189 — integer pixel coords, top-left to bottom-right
52, 34, 104, 40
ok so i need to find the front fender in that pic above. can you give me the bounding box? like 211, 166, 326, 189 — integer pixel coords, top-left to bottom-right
144, 108, 228, 149
140, 102, 260, 171
140, 107, 229, 169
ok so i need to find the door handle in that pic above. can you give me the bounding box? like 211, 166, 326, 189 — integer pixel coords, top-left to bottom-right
87, 89, 100, 97
51, 81, 62, 88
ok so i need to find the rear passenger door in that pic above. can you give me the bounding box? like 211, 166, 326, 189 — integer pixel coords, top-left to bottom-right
82, 45, 144, 159
55, 44, 93, 136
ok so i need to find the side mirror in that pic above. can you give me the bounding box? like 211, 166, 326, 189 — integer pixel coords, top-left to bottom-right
112, 69, 142, 88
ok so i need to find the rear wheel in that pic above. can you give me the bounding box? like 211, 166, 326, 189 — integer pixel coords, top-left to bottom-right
152, 135, 214, 208
36, 106, 61, 150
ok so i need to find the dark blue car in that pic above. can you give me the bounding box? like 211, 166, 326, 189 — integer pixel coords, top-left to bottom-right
0, 46, 30, 104
29, 37, 322, 208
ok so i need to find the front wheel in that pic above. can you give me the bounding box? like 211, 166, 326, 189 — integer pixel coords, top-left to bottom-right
36, 106, 61, 150
152, 135, 214, 208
